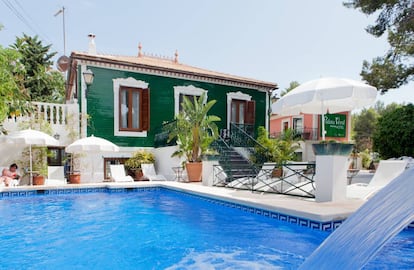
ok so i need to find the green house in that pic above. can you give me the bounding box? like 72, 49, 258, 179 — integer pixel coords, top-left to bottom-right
67, 52, 276, 146
66, 43, 277, 180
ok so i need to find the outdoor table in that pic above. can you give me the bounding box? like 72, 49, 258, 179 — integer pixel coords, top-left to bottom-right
172, 166, 184, 182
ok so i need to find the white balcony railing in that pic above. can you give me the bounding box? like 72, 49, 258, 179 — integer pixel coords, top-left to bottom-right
3, 102, 79, 146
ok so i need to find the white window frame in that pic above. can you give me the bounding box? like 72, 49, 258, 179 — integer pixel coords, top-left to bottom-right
113, 77, 148, 137
173, 85, 207, 116
292, 116, 304, 133
281, 118, 290, 131
226, 91, 251, 130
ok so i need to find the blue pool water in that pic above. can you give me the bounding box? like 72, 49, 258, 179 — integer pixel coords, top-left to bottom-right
0, 188, 413, 269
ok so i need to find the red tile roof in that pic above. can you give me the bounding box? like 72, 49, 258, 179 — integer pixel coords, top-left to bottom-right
70, 51, 277, 91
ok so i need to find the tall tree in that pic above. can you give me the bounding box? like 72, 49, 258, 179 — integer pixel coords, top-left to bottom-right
352, 108, 378, 152
344, 0, 414, 93
280, 81, 300, 97
373, 103, 414, 159
0, 46, 30, 125
11, 34, 64, 102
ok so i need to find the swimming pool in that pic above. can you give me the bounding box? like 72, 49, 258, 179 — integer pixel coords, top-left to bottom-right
0, 187, 413, 269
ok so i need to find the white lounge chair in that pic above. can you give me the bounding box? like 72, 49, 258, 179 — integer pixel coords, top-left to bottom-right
213, 165, 228, 186
110, 164, 134, 182
227, 163, 275, 189
46, 166, 66, 185
253, 163, 309, 192
347, 160, 408, 200
141, 163, 167, 181
283, 178, 316, 197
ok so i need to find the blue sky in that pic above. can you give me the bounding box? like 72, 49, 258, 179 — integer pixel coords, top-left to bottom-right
1, 0, 412, 107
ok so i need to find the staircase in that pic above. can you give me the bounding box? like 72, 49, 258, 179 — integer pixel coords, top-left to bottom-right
219, 147, 256, 181
212, 138, 256, 184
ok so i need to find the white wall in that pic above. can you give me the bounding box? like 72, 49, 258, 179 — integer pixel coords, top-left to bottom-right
153, 145, 184, 181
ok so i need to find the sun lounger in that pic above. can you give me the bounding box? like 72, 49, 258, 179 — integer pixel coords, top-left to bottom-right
227, 163, 275, 189
212, 165, 228, 186
141, 163, 167, 181
110, 164, 134, 182
253, 163, 309, 193
45, 166, 66, 185
347, 160, 408, 200
284, 179, 316, 197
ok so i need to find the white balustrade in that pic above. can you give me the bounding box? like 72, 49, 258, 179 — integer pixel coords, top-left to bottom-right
3, 102, 79, 145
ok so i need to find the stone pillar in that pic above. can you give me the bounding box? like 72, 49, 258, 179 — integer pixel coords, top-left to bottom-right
202, 160, 219, 186
315, 155, 348, 202
312, 143, 353, 202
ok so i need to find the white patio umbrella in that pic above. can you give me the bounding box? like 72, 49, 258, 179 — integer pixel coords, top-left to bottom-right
1, 129, 60, 185
272, 77, 377, 140
65, 135, 119, 181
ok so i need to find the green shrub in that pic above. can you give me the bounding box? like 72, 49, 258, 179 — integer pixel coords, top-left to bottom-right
360, 149, 372, 169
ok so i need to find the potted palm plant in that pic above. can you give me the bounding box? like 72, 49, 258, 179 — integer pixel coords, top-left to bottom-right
17, 118, 52, 185
32, 146, 48, 185
68, 152, 83, 184
169, 93, 220, 182
252, 127, 301, 177
124, 149, 155, 180
19, 145, 49, 185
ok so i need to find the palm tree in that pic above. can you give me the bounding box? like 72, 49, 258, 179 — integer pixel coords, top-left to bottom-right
170, 92, 221, 163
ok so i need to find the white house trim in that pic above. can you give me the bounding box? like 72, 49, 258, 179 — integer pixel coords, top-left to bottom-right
226, 91, 252, 130
77, 59, 273, 92
113, 77, 149, 137
173, 85, 207, 116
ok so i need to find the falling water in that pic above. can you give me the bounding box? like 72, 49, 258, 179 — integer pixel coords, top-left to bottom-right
300, 167, 414, 270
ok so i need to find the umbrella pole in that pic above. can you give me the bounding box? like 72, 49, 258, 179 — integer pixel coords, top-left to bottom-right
321, 102, 326, 141
29, 145, 33, 185
321, 113, 326, 141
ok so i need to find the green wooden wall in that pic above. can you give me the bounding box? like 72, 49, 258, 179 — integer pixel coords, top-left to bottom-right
83, 65, 267, 147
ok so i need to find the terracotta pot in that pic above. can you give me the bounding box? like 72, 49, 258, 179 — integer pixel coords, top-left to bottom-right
272, 167, 283, 178
33, 175, 45, 185
69, 173, 81, 184
185, 162, 202, 182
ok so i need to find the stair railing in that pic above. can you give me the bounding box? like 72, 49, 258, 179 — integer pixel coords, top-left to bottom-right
210, 135, 237, 181
230, 123, 268, 165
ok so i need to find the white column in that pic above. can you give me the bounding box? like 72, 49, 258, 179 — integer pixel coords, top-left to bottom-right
202, 160, 219, 186
315, 155, 348, 202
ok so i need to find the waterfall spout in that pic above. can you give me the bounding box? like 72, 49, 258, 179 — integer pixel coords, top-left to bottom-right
300, 167, 414, 269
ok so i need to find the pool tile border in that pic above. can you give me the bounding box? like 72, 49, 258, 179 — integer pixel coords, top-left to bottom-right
4, 186, 410, 232
164, 187, 345, 231
0, 186, 159, 197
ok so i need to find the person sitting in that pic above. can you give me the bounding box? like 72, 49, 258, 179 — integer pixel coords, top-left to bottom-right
0, 163, 20, 187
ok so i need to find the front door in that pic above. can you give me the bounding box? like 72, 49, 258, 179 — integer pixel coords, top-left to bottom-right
231, 99, 245, 124
230, 99, 255, 135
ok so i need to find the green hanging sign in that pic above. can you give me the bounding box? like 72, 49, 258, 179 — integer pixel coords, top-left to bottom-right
321, 114, 346, 137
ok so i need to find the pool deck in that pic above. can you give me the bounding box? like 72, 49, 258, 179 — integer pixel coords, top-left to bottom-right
0, 180, 367, 223
161, 182, 365, 222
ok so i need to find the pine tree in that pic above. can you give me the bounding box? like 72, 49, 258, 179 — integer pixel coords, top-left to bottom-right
11, 34, 64, 102
345, 0, 414, 93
